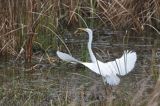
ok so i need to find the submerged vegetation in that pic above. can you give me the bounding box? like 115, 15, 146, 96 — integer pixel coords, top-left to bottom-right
0, 0, 160, 105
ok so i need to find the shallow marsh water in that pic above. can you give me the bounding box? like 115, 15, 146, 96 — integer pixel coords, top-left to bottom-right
0, 31, 160, 106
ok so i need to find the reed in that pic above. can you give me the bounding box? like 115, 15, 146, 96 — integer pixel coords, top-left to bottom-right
0, 1, 160, 105
0, 0, 159, 58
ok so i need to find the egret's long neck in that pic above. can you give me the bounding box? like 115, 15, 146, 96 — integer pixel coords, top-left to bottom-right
88, 31, 97, 62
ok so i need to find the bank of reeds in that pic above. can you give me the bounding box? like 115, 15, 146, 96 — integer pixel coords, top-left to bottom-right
0, 0, 160, 58
0, 0, 160, 106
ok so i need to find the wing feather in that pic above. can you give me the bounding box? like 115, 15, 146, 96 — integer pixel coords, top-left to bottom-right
56, 51, 79, 64
116, 51, 137, 75
105, 50, 137, 76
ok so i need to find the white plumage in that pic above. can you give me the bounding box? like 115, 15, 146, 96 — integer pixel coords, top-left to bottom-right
57, 28, 137, 85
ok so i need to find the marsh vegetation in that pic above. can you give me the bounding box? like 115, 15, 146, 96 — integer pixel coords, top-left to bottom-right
0, 0, 160, 105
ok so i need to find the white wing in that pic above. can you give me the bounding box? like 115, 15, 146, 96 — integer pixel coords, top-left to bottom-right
105, 50, 137, 76
56, 51, 79, 64
57, 51, 97, 73
57, 50, 137, 86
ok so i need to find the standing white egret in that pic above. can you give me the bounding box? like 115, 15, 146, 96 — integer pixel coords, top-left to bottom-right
57, 28, 137, 85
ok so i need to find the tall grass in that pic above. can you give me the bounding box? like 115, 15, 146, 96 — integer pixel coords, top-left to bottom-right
1, 0, 160, 59
0, 0, 160, 105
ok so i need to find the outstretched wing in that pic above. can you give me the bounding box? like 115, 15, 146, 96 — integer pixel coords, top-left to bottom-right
57, 51, 97, 72
115, 50, 137, 75
56, 51, 79, 64
105, 50, 137, 76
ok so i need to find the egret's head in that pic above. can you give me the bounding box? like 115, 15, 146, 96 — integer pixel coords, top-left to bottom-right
77, 28, 93, 35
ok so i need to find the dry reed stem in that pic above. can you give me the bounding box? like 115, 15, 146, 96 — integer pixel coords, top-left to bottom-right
0, 0, 160, 56
147, 76, 160, 106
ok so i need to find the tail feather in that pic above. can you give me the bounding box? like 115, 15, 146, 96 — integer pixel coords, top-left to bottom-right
105, 74, 120, 86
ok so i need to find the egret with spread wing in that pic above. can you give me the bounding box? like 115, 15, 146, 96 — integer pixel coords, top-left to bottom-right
57, 28, 137, 85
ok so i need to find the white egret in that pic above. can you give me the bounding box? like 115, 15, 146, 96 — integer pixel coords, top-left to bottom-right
57, 28, 137, 85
